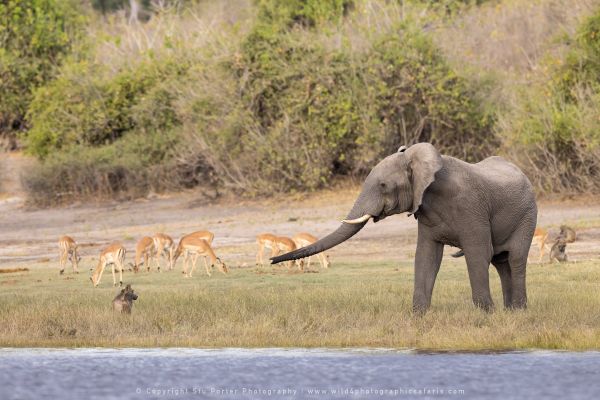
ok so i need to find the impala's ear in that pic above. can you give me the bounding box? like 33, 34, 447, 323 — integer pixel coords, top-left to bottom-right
405, 143, 442, 215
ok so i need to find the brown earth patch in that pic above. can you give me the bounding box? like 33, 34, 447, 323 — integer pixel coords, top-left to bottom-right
0, 267, 29, 274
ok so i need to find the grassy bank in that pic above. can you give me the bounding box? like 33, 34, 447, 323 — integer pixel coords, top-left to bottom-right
1, 259, 600, 350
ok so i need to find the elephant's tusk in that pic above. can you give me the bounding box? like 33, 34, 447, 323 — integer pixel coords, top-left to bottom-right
341, 214, 372, 224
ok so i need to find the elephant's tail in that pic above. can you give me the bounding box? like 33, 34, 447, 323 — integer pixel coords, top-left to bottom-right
451, 249, 464, 258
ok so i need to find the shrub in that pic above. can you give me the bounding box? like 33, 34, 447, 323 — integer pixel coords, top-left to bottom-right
255, 0, 354, 28
0, 0, 84, 146
498, 9, 600, 194
22, 53, 187, 204
178, 20, 496, 195
355, 26, 496, 168
25, 57, 186, 158
21, 0, 497, 204
22, 130, 181, 206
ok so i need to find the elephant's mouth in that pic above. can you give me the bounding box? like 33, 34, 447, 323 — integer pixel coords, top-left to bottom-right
373, 201, 398, 223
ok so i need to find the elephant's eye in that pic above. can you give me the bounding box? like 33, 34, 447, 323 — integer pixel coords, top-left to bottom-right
380, 182, 387, 189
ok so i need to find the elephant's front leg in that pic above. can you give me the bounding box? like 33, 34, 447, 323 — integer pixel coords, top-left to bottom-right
412, 234, 444, 314
463, 242, 494, 311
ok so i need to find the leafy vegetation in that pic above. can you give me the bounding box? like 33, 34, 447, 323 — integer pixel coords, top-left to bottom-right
4, 0, 600, 204
499, 8, 600, 193
0, 0, 84, 149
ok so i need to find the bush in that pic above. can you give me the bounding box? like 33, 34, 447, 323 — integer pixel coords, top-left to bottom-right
255, 0, 354, 28
22, 53, 187, 204
25, 57, 186, 158
22, 130, 181, 206
0, 0, 84, 147
21, 0, 497, 204
498, 9, 600, 194
177, 19, 495, 195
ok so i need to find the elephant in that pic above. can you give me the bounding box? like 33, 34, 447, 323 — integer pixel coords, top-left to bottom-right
271, 143, 537, 313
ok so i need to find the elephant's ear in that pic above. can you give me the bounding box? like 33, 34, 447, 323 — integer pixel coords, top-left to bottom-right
406, 143, 443, 215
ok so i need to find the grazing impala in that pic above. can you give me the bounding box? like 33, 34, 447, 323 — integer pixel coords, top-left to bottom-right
184, 230, 215, 244
275, 236, 299, 270
293, 233, 330, 269
531, 227, 550, 262
58, 235, 80, 274
174, 236, 227, 277
153, 233, 175, 271
134, 236, 156, 272
172, 230, 215, 269
90, 243, 126, 287
256, 233, 279, 267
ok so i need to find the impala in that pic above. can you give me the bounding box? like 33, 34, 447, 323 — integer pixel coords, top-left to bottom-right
134, 236, 156, 272
58, 235, 80, 275
531, 227, 550, 262
292, 233, 331, 269
90, 243, 126, 287
153, 233, 175, 270
256, 233, 279, 267
275, 236, 299, 270
174, 236, 227, 277
172, 230, 215, 269
256, 234, 299, 270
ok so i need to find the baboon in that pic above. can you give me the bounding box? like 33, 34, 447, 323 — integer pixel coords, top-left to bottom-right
549, 239, 568, 263
112, 284, 138, 314
559, 225, 576, 243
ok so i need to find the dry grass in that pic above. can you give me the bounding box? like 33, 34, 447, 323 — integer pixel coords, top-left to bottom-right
1, 259, 600, 349
435, 0, 599, 77
88, 0, 253, 70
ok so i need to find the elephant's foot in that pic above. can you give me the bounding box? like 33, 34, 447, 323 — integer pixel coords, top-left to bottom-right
507, 298, 527, 310
412, 304, 429, 316
473, 296, 494, 312
412, 295, 430, 315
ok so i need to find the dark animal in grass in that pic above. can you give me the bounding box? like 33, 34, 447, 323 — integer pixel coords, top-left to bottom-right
112, 284, 138, 314
549, 239, 568, 263
559, 225, 576, 243
272, 143, 537, 313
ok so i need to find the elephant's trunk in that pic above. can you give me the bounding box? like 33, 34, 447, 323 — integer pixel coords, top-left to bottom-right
271, 183, 380, 264
271, 221, 367, 264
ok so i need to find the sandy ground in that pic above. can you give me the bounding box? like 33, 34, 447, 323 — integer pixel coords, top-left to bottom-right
1, 185, 600, 269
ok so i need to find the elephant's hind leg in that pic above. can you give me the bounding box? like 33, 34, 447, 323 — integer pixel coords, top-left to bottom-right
506, 220, 535, 309
491, 252, 512, 309
507, 248, 529, 309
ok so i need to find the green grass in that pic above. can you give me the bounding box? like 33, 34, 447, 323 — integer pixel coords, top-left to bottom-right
1, 259, 600, 350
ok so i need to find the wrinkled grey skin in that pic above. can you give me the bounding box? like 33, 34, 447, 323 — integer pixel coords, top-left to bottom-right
272, 143, 537, 313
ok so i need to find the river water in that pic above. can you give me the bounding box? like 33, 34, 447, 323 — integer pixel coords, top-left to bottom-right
1, 348, 599, 399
